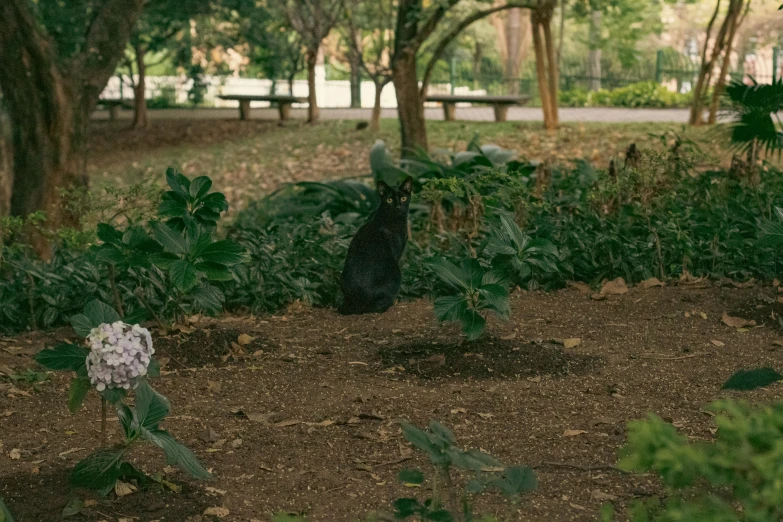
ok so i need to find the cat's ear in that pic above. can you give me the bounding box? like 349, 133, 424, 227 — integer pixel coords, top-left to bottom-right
399, 176, 413, 194
377, 180, 390, 197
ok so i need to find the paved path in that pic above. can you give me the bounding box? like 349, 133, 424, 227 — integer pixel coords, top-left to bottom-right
93, 106, 694, 123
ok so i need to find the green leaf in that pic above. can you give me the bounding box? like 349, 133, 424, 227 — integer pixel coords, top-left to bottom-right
190, 284, 225, 313
722, 367, 783, 391
401, 421, 439, 456
428, 421, 456, 445
189, 176, 212, 200
504, 466, 537, 495
0, 497, 13, 522
117, 403, 135, 440
83, 300, 121, 327
430, 258, 469, 290
147, 358, 161, 378
196, 240, 247, 265
141, 428, 212, 479
195, 262, 234, 281
166, 168, 190, 197
169, 260, 199, 293
398, 469, 424, 485
466, 478, 485, 494
392, 498, 422, 518
96, 223, 122, 245
134, 381, 170, 429
68, 378, 91, 414
61, 498, 83, 518
70, 314, 93, 338
462, 309, 486, 341
69, 449, 126, 494
434, 295, 468, 323
153, 223, 188, 255
101, 387, 127, 404
425, 510, 453, 522
34, 343, 89, 372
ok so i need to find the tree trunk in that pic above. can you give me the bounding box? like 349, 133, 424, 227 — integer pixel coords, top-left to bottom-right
587, 9, 602, 91
532, 17, 554, 128
494, 7, 531, 94
0, 98, 11, 216
305, 47, 320, 123
392, 52, 427, 155
349, 31, 362, 108
542, 13, 559, 127
473, 42, 483, 90
132, 42, 148, 129
371, 80, 384, 132
707, 0, 746, 124
689, 0, 725, 125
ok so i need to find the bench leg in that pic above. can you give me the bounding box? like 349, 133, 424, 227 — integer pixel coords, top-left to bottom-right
239, 100, 251, 120
278, 103, 292, 121
109, 105, 120, 121
442, 103, 456, 121
493, 105, 509, 122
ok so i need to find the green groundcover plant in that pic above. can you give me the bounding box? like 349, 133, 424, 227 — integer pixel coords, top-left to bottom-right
34, 299, 210, 495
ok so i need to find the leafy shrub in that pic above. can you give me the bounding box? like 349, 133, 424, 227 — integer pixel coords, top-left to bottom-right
618, 399, 783, 521
392, 421, 536, 522
559, 87, 589, 107
559, 82, 692, 108
34, 300, 210, 495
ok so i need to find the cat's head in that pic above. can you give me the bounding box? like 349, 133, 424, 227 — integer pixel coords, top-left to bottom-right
377, 176, 413, 216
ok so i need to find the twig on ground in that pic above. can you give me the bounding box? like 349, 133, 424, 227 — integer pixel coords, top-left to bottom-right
535, 461, 632, 474
637, 352, 708, 361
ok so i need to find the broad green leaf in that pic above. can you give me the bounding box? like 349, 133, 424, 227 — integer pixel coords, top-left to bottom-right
153, 223, 188, 255
401, 422, 439, 456
166, 168, 190, 197
195, 262, 234, 281
61, 498, 83, 518
95, 246, 126, 266
397, 469, 424, 485
189, 176, 212, 200
68, 378, 91, 414
169, 260, 199, 293
197, 241, 247, 265
466, 478, 485, 494
0, 496, 14, 522
434, 295, 468, 323
462, 309, 486, 341
96, 223, 122, 245
425, 510, 453, 522
430, 258, 468, 290
147, 358, 161, 378
504, 466, 537, 495
429, 421, 456, 445
392, 498, 422, 518
83, 300, 121, 327
69, 449, 125, 493
722, 367, 783, 391
141, 428, 212, 479
116, 403, 135, 440
479, 284, 510, 318
69, 314, 93, 338
201, 192, 229, 213
101, 387, 127, 404
190, 284, 225, 313
35, 343, 89, 372
134, 381, 170, 429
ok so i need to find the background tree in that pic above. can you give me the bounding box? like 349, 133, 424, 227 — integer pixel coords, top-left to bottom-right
0, 0, 146, 253
280, 0, 344, 123
689, 0, 751, 125
393, 0, 535, 154
491, 6, 532, 94
343, 0, 396, 131
531, 0, 559, 129
126, 0, 212, 129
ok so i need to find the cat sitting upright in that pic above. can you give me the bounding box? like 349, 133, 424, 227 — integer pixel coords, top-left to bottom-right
338, 176, 413, 315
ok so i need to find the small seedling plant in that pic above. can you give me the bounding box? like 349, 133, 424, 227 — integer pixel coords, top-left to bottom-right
94, 169, 246, 324
34, 299, 210, 495
431, 215, 560, 340
393, 421, 536, 522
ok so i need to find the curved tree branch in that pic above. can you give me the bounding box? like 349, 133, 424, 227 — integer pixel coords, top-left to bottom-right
419, 2, 536, 98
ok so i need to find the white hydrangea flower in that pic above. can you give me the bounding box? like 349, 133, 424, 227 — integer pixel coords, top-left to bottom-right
85, 322, 155, 392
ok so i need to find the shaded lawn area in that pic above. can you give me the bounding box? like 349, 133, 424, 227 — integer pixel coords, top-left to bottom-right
87, 118, 733, 216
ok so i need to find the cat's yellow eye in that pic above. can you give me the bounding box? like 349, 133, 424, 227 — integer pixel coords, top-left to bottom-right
386, 197, 393, 203
400, 196, 407, 202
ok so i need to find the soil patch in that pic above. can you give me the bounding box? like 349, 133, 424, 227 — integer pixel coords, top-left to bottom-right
155, 326, 277, 368
379, 337, 601, 379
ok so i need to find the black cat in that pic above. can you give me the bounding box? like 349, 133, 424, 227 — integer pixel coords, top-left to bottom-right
339, 177, 413, 315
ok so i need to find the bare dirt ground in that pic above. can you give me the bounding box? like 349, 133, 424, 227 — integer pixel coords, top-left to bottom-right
2, 282, 783, 521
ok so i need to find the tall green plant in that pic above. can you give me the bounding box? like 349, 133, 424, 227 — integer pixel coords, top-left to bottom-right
723, 78, 783, 159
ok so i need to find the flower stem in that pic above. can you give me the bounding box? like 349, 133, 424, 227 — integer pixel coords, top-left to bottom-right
101, 397, 107, 449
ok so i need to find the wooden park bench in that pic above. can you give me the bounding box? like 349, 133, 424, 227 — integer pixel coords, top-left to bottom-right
97, 99, 132, 121
217, 94, 308, 121
425, 94, 531, 122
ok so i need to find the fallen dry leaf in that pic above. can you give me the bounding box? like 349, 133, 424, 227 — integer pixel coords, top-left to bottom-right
205, 487, 227, 496
451, 408, 468, 414
569, 502, 587, 511
477, 413, 494, 419
710, 339, 725, 347
600, 277, 629, 296
567, 281, 592, 294
204, 507, 230, 518
591, 489, 618, 501
773, 340, 783, 347
58, 448, 84, 457
237, 334, 254, 346
115, 480, 137, 497
722, 312, 756, 328
638, 277, 664, 289
562, 338, 582, 349
207, 381, 222, 393
9, 448, 21, 460
562, 429, 588, 437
